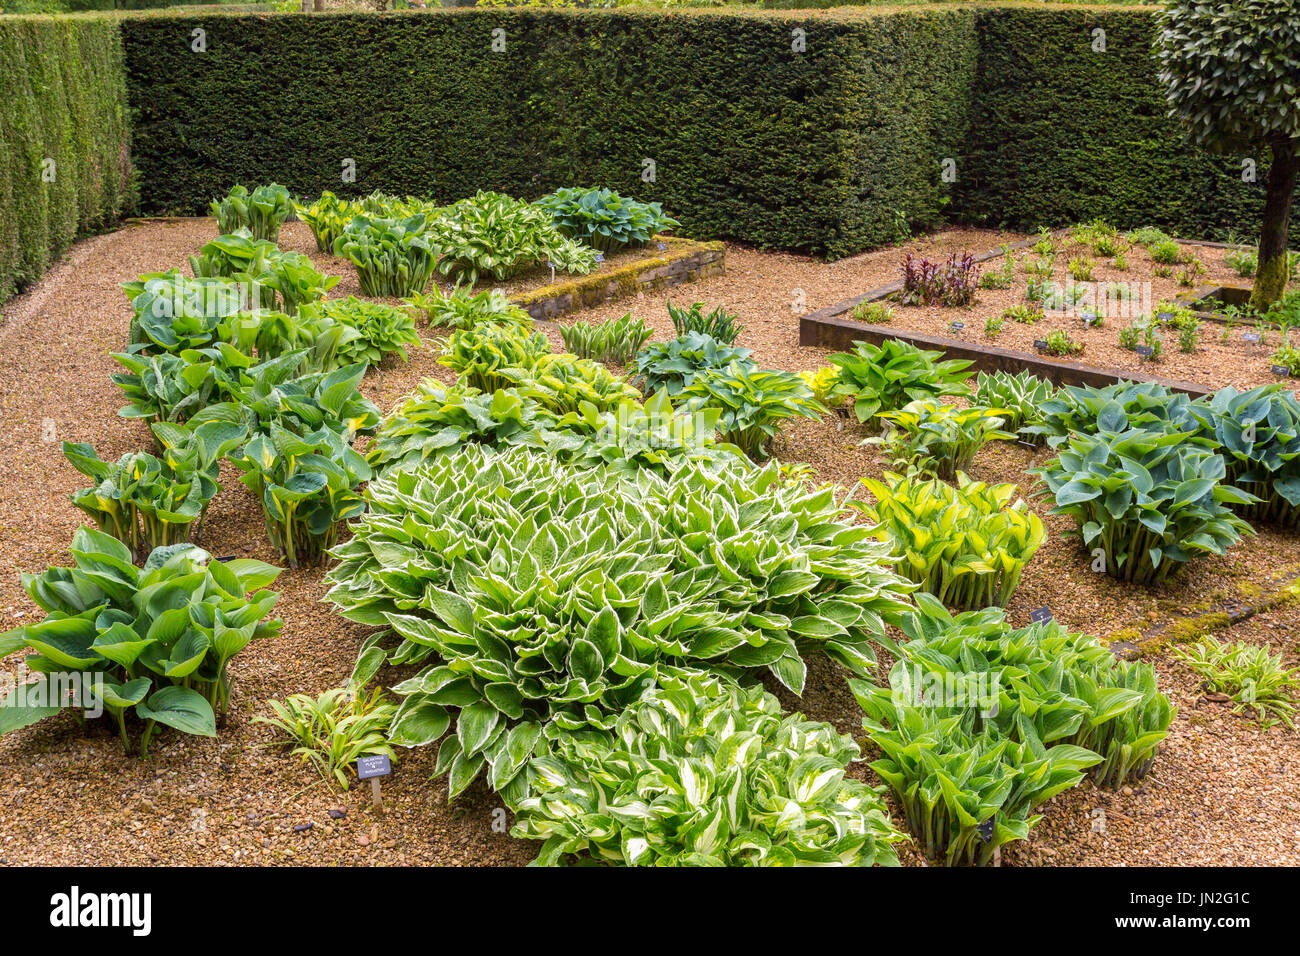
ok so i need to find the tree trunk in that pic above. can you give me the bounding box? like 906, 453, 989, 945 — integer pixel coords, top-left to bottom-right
1251, 135, 1299, 312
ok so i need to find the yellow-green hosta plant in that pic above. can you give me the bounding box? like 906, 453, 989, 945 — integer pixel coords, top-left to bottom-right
828, 339, 972, 426
0, 528, 282, 754
852, 674, 1101, 866
1032, 423, 1256, 585
255, 685, 398, 790
799, 366, 843, 407
973, 370, 1055, 443
403, 286, 533, 331
892, 596, 1176, 789
510, 352, 642, 416
512, 674, 906, 866
437, 326, 552, 393
871, 401, 1014, 481
294, 191, 359, 252
853, 471, 1044, 610
298, 296, 422, 367
680, 362, 826, 460
210, 183, 294, 242
333, 214, 439, 297
324, 446, 913, 803
232, 425, 373, 568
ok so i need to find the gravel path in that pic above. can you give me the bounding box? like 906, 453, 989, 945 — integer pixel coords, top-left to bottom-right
0, 220, 1295, 866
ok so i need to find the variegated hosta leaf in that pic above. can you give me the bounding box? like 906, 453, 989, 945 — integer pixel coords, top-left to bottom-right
512, 674, 905, 866
324, 445, 913, 800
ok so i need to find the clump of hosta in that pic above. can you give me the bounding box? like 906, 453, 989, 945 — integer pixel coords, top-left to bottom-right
210, 183, 293, 242
333, 214, 439, 298
294, 191, 359, 252
324, 445, 913, 801
297, 296, 421, 367
871, 401, 1014, 481
852, 470, 1044, 610
0, 528, 282, 755
973, 370, 1055, 443
512, 674, 906, 866
890, 597, 1176, 789
403, 286, 533, 331
1198, 384, 1300, 527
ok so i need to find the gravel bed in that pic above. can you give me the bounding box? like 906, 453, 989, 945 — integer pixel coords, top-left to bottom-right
0, 219, 1295, 867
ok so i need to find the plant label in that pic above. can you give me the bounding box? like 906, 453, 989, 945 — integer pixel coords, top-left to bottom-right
950, 321, 965, 331
1034, 339, 1050, 351
1243, 332, 1261, 343
1029, 606, 1053, 624
357, 754, 392, 780
1016, 439, 1037, 450
1273, 365, 1291, 376
594, 253, 604, 264
1135, 345, 1154, 357
976, 818, 995, 843
657, 241, 667, 252
1156, 312, 1173, 323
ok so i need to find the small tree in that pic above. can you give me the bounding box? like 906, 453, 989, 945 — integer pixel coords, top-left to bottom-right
1156, 0, 1300, 311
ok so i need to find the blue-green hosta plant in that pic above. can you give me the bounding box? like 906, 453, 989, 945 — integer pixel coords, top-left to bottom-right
828, 339, 973, 426
324, 446, 914, 802
680, 363, 825, 460
403, 286, 533, 331
124, 270, 247, 354
1198, 384, 1300, 527
62, 421, 246, 557
559, 313, 654, 365
974, 370, 1055, 443
0, 528, 281, 754
294, 191, 359, 252
333, 215, 439, 298
1032, 419, 1256, 585
428, 190, 598, 286
1025, 380, 1208, 448
633, 331, 755, 396
112, 345, 250, 425
210, 183, 293, 242
297, 296, 422, 367
852, 471, 1045, 610
231, 425, 373, 568
871, 401, 1014, 481
192, 352, 380, 444
890, 597, 1176, 788
511, 674, 905, 866
534, 186, 680, 254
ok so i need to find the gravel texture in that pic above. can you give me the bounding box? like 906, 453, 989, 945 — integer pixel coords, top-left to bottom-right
0, 219, 1296, 867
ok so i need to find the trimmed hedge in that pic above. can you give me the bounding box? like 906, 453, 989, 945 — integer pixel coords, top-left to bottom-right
122, 9, 974, 258
957, 5, 1297, 242
0, 14, 133, 300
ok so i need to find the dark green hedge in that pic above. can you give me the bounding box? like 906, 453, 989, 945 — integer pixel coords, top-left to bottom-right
957, 6, 1298, 242
0, 15, 134, 300
123, 9, 975, 258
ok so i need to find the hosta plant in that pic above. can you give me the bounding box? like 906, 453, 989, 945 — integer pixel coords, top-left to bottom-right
193, 353, 380, 445
853, 471, 1045, 610
125, 271, 247, 354
666, 300, 742, 345
1199, 384, 1300, 526
853, 674, 1100, 866
828, 339, 972, 425
871, 401, 1013, 481
294, 191, 359, 252
255, 685, 398, 789
1032, 419, 1256, 585
681, 363, 825, 460
559, 312, 653, 365
232, 425, 373, 568
1173, 637, 1299, 729
333, 215, 438, 297
892, 597, 1176, 789
210, 183, 293, 242
0, 528, 281, 753
112, 345, 249, 425
298, 296, 422, 367
633, 331, 754, 396
1025, 381, 1207, 448
214, 308, 354, 372
188, 231, 283, 309
428, 191, 597, 286
535, 186, 680, 254
325, 446, 914, 802
403, 286, 533, 331
799, 366, 842, 407
974, 370, 1055, 442
437, 326, 553, 393
512, 674, 905, 866
63, 421, 246, 557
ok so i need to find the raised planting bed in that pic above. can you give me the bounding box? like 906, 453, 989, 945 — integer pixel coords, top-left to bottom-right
510, 237, 725, 321
799, 227, 1299, 393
